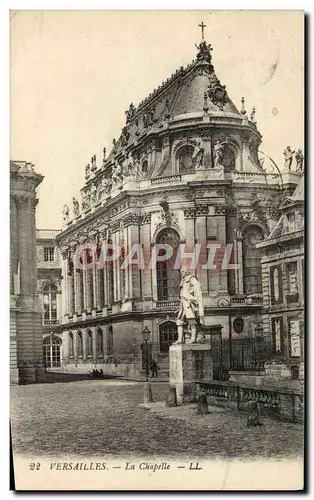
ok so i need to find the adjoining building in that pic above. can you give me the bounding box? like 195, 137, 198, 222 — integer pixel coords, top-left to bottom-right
10, 161, 44, 384
257, 172, 304, 386
56, 36, 299, 379
36, 229, 63, 370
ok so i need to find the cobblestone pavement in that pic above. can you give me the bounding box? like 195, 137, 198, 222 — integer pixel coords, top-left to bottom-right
11, 379, 303, 459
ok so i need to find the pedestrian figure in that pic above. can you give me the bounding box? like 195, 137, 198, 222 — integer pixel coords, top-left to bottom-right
247, 401, 263, 427
150, 359, 159, 378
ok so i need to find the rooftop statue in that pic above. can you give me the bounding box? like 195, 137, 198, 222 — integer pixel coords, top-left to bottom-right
295, 149, 304, 174
283, 146, 295, 171
72, 197, 80, 217
175, 269, 204, 344
62, 204, 69, 222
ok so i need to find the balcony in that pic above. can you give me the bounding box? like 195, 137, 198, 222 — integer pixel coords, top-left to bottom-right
43, 319, 59, 325
230, 295, 263, 306
156, 300, 180, 310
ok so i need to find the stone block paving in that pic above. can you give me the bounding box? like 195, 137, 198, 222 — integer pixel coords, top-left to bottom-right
11, 379, 303, 459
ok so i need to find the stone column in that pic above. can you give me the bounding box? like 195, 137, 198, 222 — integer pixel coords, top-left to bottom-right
127, 223, 141, 300
17, 197, 32, 294
93, 260, 101, 310
62, 331, 69, 364
83, 263, 93, 312
216, 209, 228, 292
67, 273, 74, 316
201, 132, 212, 168
61, 256, 68, 316
74, 269, 82, 314
82, 327, 87, 360
161, 136, 171, 175
92, 326, 97, 361
141, 217, 152, 300
10, 196, 18, 294
236, 237, 244, 294
73, 330, 78, 361
195, 212, 208, 293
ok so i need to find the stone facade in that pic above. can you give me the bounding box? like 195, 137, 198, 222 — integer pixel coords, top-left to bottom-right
36, 229, 63, 369
257, 173, 304, 385
10, 161, 44, 384
56, 39, 285, 378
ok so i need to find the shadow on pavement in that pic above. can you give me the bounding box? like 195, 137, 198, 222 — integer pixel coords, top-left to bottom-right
40, 372, 119, 384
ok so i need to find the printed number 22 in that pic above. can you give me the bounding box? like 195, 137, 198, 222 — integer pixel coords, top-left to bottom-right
29, 463, 41, 470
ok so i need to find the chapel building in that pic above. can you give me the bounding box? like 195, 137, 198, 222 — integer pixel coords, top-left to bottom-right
56, 36, 298, 378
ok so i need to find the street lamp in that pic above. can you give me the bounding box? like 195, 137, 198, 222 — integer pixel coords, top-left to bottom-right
142, 326, 150, 382
217, 297, 232, 370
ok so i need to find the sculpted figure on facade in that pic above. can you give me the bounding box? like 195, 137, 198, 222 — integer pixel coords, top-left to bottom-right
213, 139, 228, 168
192, 141, 205, 169
101, 176, 111, 198
112, 160, 123, 185
81, 190, 89, 211
90, 183, 98, 205
72, 197, 80, 218
283, 146, 295, 171
62, 204, 69, 222
175, 269, 204, 344
85, 163, 90, 179
295, 149, 304, 174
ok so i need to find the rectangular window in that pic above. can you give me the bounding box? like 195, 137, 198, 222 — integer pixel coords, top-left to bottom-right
287, 212, 296, 232
289, 317, 301, 357
270, 265, 283, 305
44, 247, 55, 262
287, 262, 298, 293
271, 317, 284, 354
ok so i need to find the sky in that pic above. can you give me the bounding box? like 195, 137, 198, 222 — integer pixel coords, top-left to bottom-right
10, 10, 304, 229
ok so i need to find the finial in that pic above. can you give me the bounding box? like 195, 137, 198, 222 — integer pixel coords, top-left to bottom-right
240, 97, 246, 116
198, 22, 207, 40
103, 147, 106, 163
250, 106, 256, 124
113, 138, 116, 147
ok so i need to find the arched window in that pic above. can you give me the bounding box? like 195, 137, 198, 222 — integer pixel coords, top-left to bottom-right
156, 229, 181, 301
107, 236, 115, 305
68, 331, 74, 358
97, 328, 104, 356
107, 325, 113, 355
43, 335, 62, 368
177, 145, 194, 173
221, 146, 236, 171
43, 283, 58, 324
141, 159, 148, 177
159, 322, 178, 353
242, 225, 264, 294
86, 329, 93, 356
77, 331, 83, 357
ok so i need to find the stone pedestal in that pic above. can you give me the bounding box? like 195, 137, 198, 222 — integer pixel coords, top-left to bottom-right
169, 344, 213, 405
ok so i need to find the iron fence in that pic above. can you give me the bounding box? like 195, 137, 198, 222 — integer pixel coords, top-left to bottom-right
211, 336, 274, 379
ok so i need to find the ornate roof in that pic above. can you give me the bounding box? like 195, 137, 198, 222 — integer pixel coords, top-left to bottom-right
107, 40, 241, 162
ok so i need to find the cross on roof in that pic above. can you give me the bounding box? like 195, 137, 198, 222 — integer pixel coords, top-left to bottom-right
198, 22, 207, 40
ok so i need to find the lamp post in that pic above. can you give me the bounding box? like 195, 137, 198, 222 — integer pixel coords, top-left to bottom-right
142, 326, 150, 382
217, 297, 232, 370
142, 326, 153, 403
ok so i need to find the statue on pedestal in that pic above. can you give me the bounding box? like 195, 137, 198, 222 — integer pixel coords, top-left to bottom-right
175, 269, 204, 344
